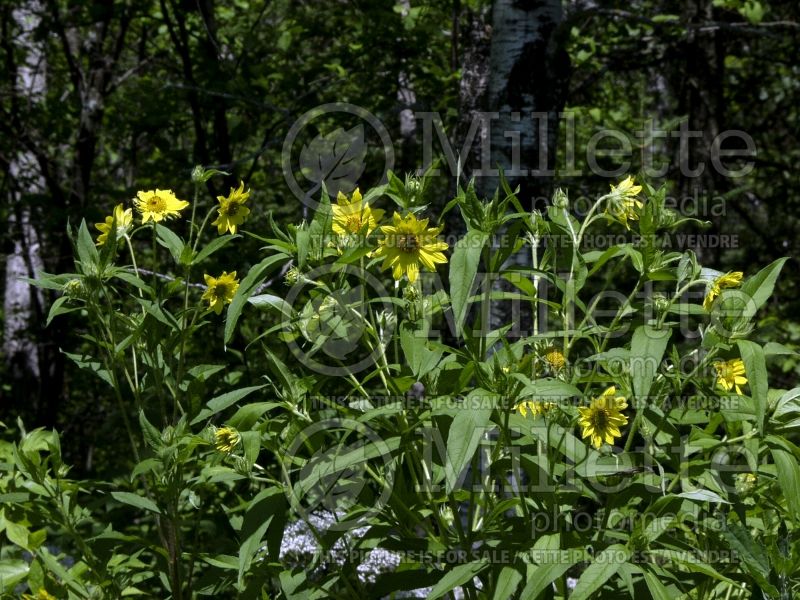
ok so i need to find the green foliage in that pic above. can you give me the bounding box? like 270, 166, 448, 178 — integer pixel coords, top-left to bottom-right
2, 167, 799, 599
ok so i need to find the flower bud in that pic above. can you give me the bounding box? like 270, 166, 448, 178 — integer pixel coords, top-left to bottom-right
652, 293, 670, 318
191, 165, 206, 183
552, 188, 569, 209
63, 278, 85, 299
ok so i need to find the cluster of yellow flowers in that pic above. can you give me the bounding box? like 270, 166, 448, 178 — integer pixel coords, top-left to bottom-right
95, 178, 752, 452
331, 188, 449, 284
515, 356, 749, 450
512, 346, 748, 450
94, 184, 248, 314
513, 400, 556, 419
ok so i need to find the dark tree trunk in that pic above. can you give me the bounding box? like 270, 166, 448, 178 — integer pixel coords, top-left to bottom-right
674, 0, 726, 264
482, 0, 569, 209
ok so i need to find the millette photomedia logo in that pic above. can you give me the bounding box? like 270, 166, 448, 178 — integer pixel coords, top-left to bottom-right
281, 103, 395, 211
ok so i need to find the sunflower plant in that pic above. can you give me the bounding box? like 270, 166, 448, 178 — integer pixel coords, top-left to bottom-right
3, 167, 799, 600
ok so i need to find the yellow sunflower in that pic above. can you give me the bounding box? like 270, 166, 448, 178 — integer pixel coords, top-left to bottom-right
202, 271, 239, 314
212, 181, 251, 234
332, 187, 384, 236
373, 213, 449, 283
214, 426, 240, 453
577, 386, 629, 449
703, 271, 744, 311
95, 203, 133, 246
713, 358, 747, 395
134, 189, 189, 223
543, 346, 566, 371
514, 400, 556, 418
604, 176, 643, 229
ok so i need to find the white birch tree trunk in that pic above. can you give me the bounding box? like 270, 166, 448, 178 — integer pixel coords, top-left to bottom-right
4, 2, 47, 396
484, 0, 563, 202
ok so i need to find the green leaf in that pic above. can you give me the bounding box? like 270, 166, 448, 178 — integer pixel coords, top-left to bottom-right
248, 293, 293, 319
740, 257, 787, 314
511, 375, 581, 403
38, 547, 89, 595
46, 296, 79, 326
400, 322, 442, 379
193, 234, 239, 264
240, 430, 261, 467
426, 560, 488, 600
110, 491, 161, 514
155, 223, 185, 264
224, 254, 288, 345
649, 549, 736, 584
111, 269, 152, 291
768, 437, 800, 521
449, 229, 489, 336
763, 342, 797, 356
642, 569, 673, 600
227, 402, 281, 430
0, 559, 29, 592
76, 220, 99, 268
570, 545, 628, 600
238, 488, 285, 587
445, 390, 493, 493
200, 554, 239, 570
677, 489, 730, 504
737, 340, 768, 432
518, 559, 577, 598
721, 523, 778, 596
631, 325, 670, 401
491, 566, 523, 600
296, 437, 401, 502
773, 387, 800, 419
4, 520, 30, 550
191, 385, 266, 425
138, 410, 162, 451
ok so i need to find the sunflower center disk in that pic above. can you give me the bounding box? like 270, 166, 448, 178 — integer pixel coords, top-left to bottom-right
592, 408, 609, 430
396, 233, 419, 252
346, 216, 363, 232
223, 202, 241, 216
147, 195, 167, 212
